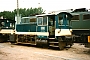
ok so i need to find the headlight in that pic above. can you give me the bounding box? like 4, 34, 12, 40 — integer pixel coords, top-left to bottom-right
58, 30, 60, 33
69, 29, 72, 32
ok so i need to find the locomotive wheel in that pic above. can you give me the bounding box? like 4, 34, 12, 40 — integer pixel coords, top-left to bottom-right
36, 39, 49, 48
58, 37, 66, 50
10, 34, 18, 44
36, 39, 42, 47
0, 38, 4, 43
0, 35, 7, 43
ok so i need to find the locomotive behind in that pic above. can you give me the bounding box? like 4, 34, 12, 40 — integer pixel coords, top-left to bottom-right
70, 8, 90, 48
0, 19, 15, 42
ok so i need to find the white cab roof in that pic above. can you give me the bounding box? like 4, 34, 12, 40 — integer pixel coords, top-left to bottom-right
36, 10, 72, 17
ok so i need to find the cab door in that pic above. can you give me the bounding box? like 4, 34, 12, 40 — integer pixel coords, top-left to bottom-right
48, 15, 55, 38
36, 16, 48, 39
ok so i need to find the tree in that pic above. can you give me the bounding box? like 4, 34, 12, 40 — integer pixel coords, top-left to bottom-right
0, 7, 45, 20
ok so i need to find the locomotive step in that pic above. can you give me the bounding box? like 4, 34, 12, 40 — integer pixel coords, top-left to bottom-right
49, 38, 55, 39
49, 45, 59, 47
49, 42, 59, 43
17, 42, 36, 45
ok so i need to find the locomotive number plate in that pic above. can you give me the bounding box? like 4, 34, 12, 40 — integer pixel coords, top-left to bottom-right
88, 36, 90, 43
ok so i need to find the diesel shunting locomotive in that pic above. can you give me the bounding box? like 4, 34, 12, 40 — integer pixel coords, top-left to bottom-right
9, 12, 73, 50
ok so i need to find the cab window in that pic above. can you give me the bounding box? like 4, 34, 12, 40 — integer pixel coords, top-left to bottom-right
71, 15, 79, 20
38, 16, 47, 25
83, 14, 90, 20
43, 16, 47, 25
58, 15, 63, 25
1, 22, 5, 26
38, 17, 43, 25
58, 14, 70, 25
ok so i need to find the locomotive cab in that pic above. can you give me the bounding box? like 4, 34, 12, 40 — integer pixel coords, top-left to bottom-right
55, 12, 73, 36
36, 12, 73, 38
36, 12, 73, 49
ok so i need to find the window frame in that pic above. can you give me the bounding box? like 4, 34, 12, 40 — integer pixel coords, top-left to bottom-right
37, 16, 47, 26
71, 15, 80, 21
58, 15, 63, 26
43, 16, 47, 25
37, 17, 43, 25
83, 14, 90, 20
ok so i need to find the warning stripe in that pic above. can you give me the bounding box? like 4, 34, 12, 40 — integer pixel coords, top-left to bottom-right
88, 36, 90, 43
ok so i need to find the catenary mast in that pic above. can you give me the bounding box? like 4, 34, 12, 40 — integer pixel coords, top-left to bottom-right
17, 0, 19, 23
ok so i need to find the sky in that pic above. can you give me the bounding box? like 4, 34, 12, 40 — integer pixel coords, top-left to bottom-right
0, 0, 90, 13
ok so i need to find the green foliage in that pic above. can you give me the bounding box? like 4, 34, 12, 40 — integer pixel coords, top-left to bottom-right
0, 7, 45, 20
